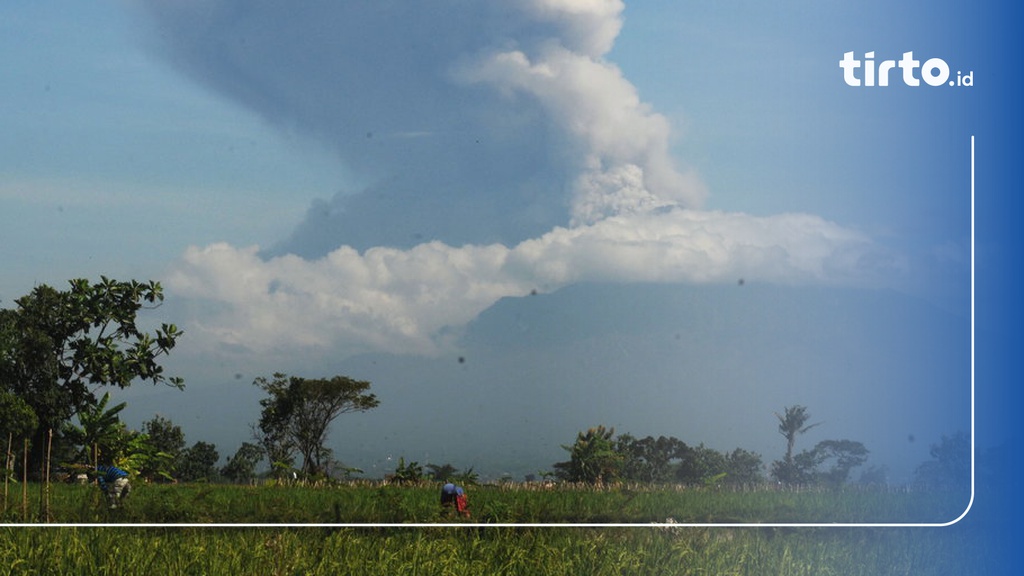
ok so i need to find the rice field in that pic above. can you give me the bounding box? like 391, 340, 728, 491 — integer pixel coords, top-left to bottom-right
0, 481, 967, 524
0, 482, 988, 574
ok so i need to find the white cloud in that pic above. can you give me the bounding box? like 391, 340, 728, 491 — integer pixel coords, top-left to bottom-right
520, 0, 625, 56
147, 1, 896, 360
166, 208, 891, 357
454, 41, 706, 224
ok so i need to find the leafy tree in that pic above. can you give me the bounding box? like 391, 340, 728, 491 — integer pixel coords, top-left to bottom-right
554, 426, 622, 484
114, 430, 174, 481
391, 457, 423, 484
177, 441, 220, 482
808, 439, 869, 487
772, 439, 869, 487
63, 392, 126, 467
426, 463, 458, 482
0, 390, 38, 481
0, 311, 41, 479
143, 416, 186, 463
220, 442, 265, 483
723, 448, 765, 486
0, 390, 37, 445
617, 434, 689, 483
0, 278, 183, 475
254, 373, 379, 477
450, 467, 479, 486
913, 431, 970, 491
251, 421, 295, 477
677, 443, 728, 486
772, 405, 820, 484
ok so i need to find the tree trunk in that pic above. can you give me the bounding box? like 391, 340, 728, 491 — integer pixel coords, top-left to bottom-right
41, 429, 52, 522
21, 439, 28, 521
3, 433, 10, 514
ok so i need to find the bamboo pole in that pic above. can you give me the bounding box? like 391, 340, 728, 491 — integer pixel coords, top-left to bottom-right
42, 429, 52, 522
3, 433, 10, 514
21, 438, 27, 522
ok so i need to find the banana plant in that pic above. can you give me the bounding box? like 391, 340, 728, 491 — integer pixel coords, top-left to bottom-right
63, 392, 126, 468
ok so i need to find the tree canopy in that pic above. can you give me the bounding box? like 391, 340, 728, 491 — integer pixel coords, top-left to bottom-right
554, 426, 623, 484
0, 277, 184, 475
254, 373, 379, 477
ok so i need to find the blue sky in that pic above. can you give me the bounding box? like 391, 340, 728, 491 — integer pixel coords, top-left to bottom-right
1, 1, 984, 497
1, 1, 349, 296
2, 1, 973, 307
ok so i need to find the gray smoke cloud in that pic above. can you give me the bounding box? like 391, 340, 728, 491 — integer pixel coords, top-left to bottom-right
135, 0, 701, 254
137, 1, 895, 357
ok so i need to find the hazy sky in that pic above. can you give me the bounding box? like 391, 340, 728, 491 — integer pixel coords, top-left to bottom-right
1, 1, 981, 489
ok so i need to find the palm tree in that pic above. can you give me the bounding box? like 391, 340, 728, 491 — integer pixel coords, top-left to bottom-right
775, 405, 820, 465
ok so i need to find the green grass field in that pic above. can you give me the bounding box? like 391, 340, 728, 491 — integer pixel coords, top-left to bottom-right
0, 482, 986, 574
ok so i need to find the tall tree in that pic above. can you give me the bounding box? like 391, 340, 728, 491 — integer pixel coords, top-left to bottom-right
177, 441, 220, 482
426, 463, 458, 482
809, 439, 870, 487
723, 448, 765, 486
143, 415, 186, 464
772, 405, 820, 484
0, 278, 183, 475
0, 391, 37, 447
554, 425, 622, 484
676, 443, 728, 486
617, 434, 689, 483
0, 309, 40, 457
221, 442, 264, 484
254, 373, 379, 477
913, 431, 970, 491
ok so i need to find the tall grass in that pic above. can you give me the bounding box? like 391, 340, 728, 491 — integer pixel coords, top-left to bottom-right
0, 482, 991, 574
0, 525, 991, 575
1, 482, 963, 524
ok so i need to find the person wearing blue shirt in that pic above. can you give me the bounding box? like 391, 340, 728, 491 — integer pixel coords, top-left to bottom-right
440, 482, 470, 518
96, 465, 131, 509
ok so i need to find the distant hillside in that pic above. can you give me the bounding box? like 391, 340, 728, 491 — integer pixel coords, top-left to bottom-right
331, 282, 970, 483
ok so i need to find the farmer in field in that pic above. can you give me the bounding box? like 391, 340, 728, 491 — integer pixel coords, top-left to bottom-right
96, 465, 131, 509
440, 482, 470, 518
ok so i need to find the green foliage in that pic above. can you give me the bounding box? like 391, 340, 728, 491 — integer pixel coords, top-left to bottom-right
0, 390, 37, 440
426, 462, 457, 481
391, 457, 424, 485
0, 481, 969, 525
554, 426, 622, 484
809, 439, 870, 487
723, 448, 764, 486
176, 441, 221, 482
677, 443, 728, 485
143, 415, 186, 464
254, 373, 379, 477
0, 522, 989, 575
113, 430, 175, 481
569, 429, 765, 487
617, 434, 689, 483
0, 278, 183, 475
772, 405, 822, 485
0, 521, 988, 575
62, 392, 126, 467
913, 431, 970, 491
774, 405, 820, 468
451, 466, 480, 486
769, 407, 870, 488
221, 442, 265, 484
